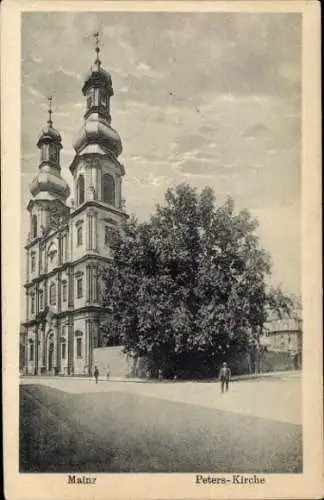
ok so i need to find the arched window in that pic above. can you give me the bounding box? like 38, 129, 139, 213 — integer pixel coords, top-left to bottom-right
32, 215, 37, 239
100, 89, 108, 108
49, 144, 58, 163
49, 282, 56, 305
75, 331, 83, 358
102, 174, 115, 206
76, 276, 83, 298
77, 226, 83, 246
77, 175, 85, 206
76, 338, 82, 358
41, 144, 49, 162
86, 88, 94, 110
29, 340, 34, 361
47, 242, 57, 263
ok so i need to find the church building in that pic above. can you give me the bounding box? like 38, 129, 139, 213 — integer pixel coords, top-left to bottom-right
22, 39, 127, 376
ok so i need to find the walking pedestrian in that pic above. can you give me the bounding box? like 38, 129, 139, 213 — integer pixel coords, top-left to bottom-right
106, 365, 110, 380
219, 362, 231, 393
94, 365, 99, 384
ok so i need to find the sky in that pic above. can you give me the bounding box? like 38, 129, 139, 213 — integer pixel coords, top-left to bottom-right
21, 11, 302, 316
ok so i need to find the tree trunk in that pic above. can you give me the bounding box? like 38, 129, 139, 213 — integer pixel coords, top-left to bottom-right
247, 351, 253, 374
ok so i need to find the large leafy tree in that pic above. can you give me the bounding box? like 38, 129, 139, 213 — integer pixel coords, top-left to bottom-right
101, 184, 293, 377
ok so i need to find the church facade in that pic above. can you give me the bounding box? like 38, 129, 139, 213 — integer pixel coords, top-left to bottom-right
22, 42, 127, 376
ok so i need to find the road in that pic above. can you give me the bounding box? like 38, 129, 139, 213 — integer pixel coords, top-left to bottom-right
20, 371, 301, 424
19, 372, 302, 473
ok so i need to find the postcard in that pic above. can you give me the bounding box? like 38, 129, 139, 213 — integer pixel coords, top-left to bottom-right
1, 1, 322, 499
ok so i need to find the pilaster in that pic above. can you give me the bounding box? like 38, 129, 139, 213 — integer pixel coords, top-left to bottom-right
68, 318, 74, 375
41, 327, 46, 369
86, 265, 91, 303
86, 212, 92, 251
85, 318, 90, 371
93, 212, 98, 251
24, 333, 28, 374
56, 324, 60, 373
67, 268, 74, 309
26, 250, 30, 282
88, 318, 95, 370
57, 270, 62, 313
35, 327, 39, 375
26, 291, 29, 322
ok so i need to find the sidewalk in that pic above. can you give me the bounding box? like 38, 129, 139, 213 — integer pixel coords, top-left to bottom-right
20, 369, 301, 384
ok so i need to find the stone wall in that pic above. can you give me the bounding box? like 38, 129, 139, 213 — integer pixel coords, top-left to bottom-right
92, 346, 135, 378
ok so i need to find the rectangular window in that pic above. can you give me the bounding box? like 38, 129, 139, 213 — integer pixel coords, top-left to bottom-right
61, 342, 66, 360
31, 294, 35, 314
62, 282, 67, 302
49, 283, 56, 305
77, 227, 83, 246
76, 338, 82, 358
31, 253, 36, 272
39, 290, 44, 310
105, 226, 110, 246
76, 278, 83, 299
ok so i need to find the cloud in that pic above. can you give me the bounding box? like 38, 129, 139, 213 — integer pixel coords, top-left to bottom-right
25, 85, 44, 98
54, 67, 82, 81
136, 62, 164, 80
20, 11, 302, 304
72, 102, 84, 108
241, 123, 269, 138
176, 158, 226, 177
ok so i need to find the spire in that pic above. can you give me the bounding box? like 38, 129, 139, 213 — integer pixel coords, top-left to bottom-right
47, 96, 53, 127
73, 33, 122, 159
94, 31, 101, 69
37, 96, 62, 149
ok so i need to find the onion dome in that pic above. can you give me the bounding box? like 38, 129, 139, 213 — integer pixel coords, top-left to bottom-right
37, 123, 62, 144
30, 165, 70, 200
73, 113, 122, 157
82, 58, 113, 98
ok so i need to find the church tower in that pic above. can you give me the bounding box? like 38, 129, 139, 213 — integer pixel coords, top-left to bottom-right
24, 100, 71, 376
23, 36, 127, 377
66, 34, 127, 375
70, 33, 125, 210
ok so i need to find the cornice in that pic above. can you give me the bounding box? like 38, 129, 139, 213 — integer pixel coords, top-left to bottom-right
24, 253, 112, 288
69, 151, 125, 176
25, 224, 69, 250
70, 200, 128, 220
23, 305, 111, 327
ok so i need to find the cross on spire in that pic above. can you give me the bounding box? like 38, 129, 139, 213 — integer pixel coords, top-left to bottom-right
94, 31, 101, 62
47, 96, 53, 126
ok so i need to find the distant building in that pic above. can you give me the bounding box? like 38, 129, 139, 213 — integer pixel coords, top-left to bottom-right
22, 41, 127, 376
261, 316, 302, 369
